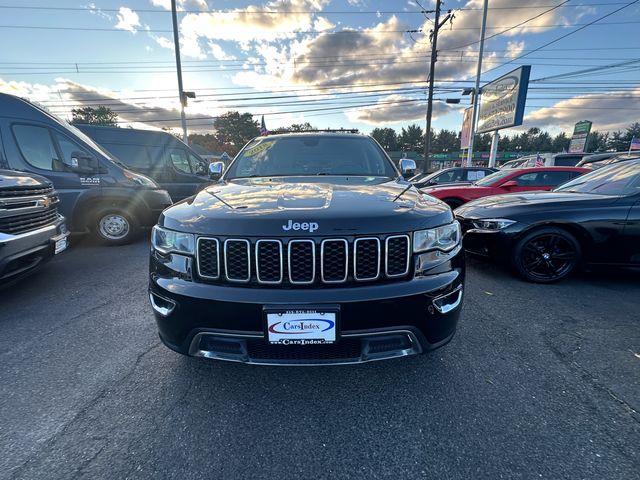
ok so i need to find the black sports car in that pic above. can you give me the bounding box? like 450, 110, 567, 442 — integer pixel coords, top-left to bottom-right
455, 159, 640, 282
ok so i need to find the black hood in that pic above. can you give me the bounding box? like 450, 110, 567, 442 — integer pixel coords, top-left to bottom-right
455, 191, 621, 219
161, 177, 453, 236
0, 169, 51, 189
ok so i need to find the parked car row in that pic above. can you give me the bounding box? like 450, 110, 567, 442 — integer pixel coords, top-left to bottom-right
0, 92, 226, 285
410, 166, 497, 189
420, 166, 589, 209
500, 153, 587, 169
455, 159, 640, 282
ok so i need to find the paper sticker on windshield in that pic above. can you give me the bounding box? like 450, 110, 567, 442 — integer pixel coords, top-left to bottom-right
244, 141, 273, 157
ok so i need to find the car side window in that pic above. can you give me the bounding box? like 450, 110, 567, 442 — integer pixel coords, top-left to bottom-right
538, 171, 575, 186
554, 156, 580, 166
189, 153, 206, 174
513, 171, 574, 187
436, 169, 462, 183
12, 124, 63, 171
466, 169, 486, 181
102, 143, 151, 169
169, 148, 191, 174
512, 172, 541, 186
54, 132, 91, 168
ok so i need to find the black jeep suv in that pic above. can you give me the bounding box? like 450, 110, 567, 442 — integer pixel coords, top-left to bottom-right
149, 133, 465, 365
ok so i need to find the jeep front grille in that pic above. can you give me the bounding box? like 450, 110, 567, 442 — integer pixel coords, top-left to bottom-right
197, 235, 411, 286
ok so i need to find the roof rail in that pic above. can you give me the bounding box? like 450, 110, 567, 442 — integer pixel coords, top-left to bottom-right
265, 128, 360, 135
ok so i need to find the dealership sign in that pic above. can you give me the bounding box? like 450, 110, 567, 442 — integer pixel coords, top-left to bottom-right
477, 66, 531, 134
568, 120, 592, 153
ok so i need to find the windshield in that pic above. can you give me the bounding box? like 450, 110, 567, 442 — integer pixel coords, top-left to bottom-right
554, 161, 640, 195
473, 169, 515, 186
225, 135, 397, 179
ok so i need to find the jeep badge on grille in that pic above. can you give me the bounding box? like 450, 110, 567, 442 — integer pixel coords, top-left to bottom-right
282, 220, 319, 233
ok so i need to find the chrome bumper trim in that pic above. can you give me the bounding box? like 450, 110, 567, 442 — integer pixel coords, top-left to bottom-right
187, 329, 422, 366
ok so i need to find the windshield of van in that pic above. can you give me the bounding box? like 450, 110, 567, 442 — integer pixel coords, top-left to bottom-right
225, 135, 397, 179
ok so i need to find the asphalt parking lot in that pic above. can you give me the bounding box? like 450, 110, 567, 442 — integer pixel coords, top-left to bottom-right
1, 236, 639, 480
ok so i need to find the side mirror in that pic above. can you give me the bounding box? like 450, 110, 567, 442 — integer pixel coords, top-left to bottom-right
501, 180, 519, 188
399, 159, 417, 179
68, 151, 99, 174
208, 161, 224, 181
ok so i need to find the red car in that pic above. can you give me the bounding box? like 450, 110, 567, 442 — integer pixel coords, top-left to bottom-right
420, 167, 590, 209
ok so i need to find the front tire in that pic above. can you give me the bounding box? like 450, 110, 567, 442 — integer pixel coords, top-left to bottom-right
92, 209, 139, 245
512, 227, 581, 283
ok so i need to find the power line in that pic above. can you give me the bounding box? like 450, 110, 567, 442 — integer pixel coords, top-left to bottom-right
438, 1, 571, 50
0, 5, 427, 15
0, 24, 415, 34
0, 2, 625, 14
482, 0, 640, 76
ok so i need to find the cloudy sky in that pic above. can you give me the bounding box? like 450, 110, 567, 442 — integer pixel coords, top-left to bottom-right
1, 0, 639, 135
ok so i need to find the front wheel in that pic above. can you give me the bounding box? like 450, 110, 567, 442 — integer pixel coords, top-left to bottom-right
92, 209, 139, 245
512, 227, 581, 283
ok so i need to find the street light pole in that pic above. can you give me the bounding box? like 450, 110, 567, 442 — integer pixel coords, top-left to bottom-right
171, 0, 188, 143
466, 0, 489, 167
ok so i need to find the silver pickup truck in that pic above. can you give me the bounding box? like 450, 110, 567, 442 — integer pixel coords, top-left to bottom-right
0, 169, 69, 286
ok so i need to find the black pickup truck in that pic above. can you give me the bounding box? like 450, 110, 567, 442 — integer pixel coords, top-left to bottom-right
0, 170, 69, 286
149, 132, 465, 365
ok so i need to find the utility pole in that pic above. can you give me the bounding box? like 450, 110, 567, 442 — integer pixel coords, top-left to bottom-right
424, 1, 453, 173
465, 0, 489, 166
171, 0, 188, 143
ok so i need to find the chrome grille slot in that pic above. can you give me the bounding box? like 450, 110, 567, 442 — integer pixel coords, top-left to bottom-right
288, 239, 315, 284
321, 239, 348, 283
224, 239, 251, 282
197, 237, 220, 279
255, 239, 283, 284
385, 235, 410, 278
354, 238, 380, 281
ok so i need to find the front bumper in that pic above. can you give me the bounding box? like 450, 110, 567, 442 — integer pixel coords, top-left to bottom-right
0, 216, 69, 284
149, 247, 465, 365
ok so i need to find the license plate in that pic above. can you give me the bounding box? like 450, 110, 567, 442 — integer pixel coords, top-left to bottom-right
53, 235, 68, 254
266, 309, 337, 345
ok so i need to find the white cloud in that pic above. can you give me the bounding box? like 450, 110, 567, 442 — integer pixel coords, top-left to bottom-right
506, 41, 525, 58
345, 94, 456, 126
114, 7, 141, 33
86, 3, 113, 21
150, 34, 175, 50
526, 89, 640, 132
150, 0, 208, 11
0, 78, 220, 132
177, 0, 331, 45
209, 42, 236, 61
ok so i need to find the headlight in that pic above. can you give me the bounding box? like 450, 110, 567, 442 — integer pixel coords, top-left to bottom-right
124, 169, 159, 188
471, 218, 516, 231
151, 225, 195, 255
413, 221, 461, 253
